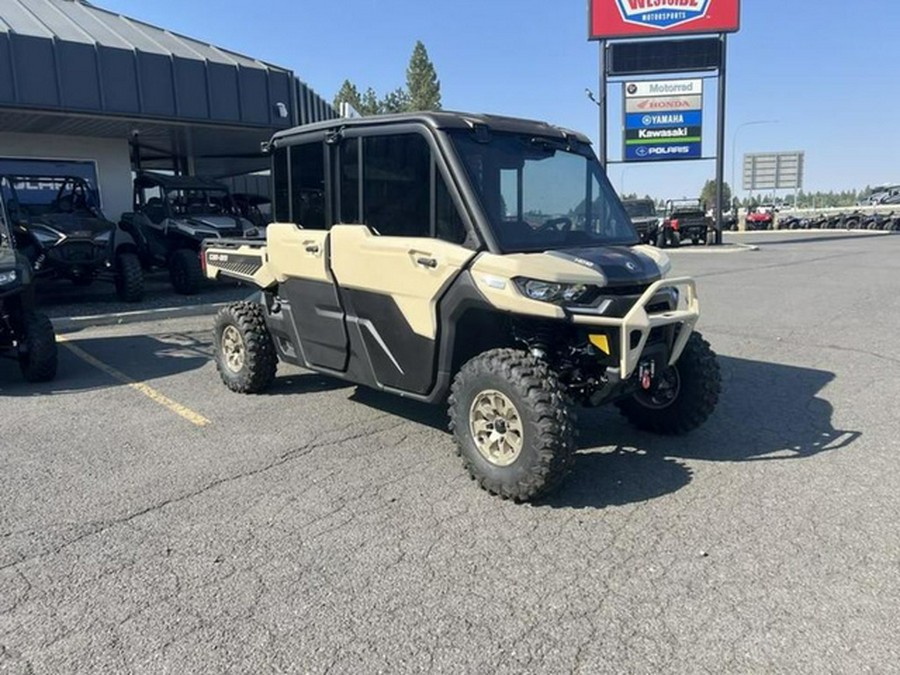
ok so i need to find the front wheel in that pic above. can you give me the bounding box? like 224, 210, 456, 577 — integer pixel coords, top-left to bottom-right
449, 349, 576, 501
18, 312, 58, 383
115, 252, 144, 302
169, 248, 202, 295
616, 332, 720, 435
213, 302, 277, 393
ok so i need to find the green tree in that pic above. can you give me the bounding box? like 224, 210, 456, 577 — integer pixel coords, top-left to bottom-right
381, 87, 411, 114
332, 80, 362, 115
699, 179, 732, 213
406, 41, 442, 111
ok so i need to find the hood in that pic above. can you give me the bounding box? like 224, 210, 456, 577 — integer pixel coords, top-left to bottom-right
184, 215, 245, 230
35, 214, 115, 237
547, 246, 662, 287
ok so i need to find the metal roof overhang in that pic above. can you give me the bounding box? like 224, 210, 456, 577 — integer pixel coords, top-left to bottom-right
0, 0, 337, 176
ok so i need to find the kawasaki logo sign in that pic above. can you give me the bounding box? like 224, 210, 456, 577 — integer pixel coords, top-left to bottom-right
615, 0, 711, 30
589, 0, 740, 40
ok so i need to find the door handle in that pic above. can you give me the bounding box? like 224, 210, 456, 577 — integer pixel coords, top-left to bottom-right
416, 256, 437, 269
305, 244, 320, 254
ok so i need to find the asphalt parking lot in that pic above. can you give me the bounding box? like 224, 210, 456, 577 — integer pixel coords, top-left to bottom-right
1, 231, 898, 674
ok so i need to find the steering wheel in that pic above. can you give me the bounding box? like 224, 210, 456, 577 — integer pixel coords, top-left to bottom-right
538, 217, 572, 234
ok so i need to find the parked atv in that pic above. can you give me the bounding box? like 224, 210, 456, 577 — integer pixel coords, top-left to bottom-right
3, 175, 144, 302
0, 177, 58, 382
203, 112, 721, 502
120, 173, 258, 295
745, 205, 776, 230
622, 198, 661, 245
659, 199, 710, 247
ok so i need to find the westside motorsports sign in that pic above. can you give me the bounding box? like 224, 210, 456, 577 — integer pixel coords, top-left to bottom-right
623, 79, 703, 162
589, 0, 741, 40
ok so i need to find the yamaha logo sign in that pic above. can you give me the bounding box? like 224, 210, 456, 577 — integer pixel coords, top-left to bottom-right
615, 0, 711, 31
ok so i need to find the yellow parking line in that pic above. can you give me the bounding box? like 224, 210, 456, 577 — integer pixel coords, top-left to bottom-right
58, 336, 211, 428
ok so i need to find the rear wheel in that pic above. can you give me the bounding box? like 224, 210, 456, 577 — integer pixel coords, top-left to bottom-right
115, 252, 144, 302
169, 248, 202, 295
18, 312, 58, 383
449, 349, 575, 501
617, 332, 720, 435
213, 302, 277, 393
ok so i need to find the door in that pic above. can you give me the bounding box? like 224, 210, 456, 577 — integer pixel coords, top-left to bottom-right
328, 130, 477, 394
269, 140, 349, 372
266, 224, 349, 372
329, 226, 475, 394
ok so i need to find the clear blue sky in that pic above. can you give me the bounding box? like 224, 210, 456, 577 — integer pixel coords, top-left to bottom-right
95, 0, 899, 200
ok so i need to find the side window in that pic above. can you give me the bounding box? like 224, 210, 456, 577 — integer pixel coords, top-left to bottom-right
340, 137, 359, 223
362, 134, 430, 237
140, 186, 165, 224
273, 147, 289, 222
290, 142, 326, 229
435, 171, 466, 244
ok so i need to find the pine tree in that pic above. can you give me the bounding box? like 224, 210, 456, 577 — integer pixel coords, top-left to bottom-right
333, 80, 361, 115
406, 41, 442, 112
381, 87, 411, 114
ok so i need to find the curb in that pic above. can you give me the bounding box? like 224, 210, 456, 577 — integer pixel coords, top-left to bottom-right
52, 302, 227, 333
668, 243, 759, 253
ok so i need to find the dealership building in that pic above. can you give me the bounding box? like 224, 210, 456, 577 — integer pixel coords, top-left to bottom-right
0, 0, 337, 220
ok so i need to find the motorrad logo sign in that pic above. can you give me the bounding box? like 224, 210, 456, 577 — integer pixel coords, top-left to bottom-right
589, 0, 741, 40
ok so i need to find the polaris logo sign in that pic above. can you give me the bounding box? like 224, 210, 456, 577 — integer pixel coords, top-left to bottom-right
615, 0, 710, 31
589, 0, 741, 40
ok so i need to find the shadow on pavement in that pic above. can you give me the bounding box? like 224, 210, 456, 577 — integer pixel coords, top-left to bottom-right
0, 331, 213, 396
544, 355, 861, 509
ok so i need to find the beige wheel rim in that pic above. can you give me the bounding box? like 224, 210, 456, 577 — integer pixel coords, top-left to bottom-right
221, 325, 246, 373
469, 389, 524, 467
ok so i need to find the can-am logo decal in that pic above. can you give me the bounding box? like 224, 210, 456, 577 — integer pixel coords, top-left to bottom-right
615, 0, 712, 31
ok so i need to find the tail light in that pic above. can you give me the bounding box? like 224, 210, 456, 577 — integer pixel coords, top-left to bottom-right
670, 219, 680, 230
200, 250, 207, 274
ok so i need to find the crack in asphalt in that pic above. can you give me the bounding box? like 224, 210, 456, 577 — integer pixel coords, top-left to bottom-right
0, 416, 406, 573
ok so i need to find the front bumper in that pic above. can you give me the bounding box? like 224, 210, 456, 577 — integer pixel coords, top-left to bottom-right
566, 277, 699, 379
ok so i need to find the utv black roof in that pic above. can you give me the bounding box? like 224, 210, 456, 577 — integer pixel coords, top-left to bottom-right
134, 172, 228, 191
270, 111, 592, 147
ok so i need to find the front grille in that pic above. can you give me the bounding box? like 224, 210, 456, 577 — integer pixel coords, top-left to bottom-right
56, 242, 101, 263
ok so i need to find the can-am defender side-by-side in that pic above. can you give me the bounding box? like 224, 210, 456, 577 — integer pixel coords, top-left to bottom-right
203, 112, 721, 501
4, 175, 144, 302
120, 173, 259, 295
0, 177, 58, 382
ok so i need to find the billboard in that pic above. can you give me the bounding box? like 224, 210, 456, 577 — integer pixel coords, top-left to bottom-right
623, 79, 703, 162
590, 0, 741, 40
742, 152, 805, 191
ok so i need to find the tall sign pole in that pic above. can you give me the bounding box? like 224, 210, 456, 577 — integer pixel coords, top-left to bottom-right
714, 34, 728, 244
598, 40, 607, 169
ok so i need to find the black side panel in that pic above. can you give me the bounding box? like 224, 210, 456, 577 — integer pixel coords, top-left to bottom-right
340, 289, 435, 395
281, 277, 349, 372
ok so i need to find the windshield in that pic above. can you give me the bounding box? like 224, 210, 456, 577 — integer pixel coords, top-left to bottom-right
165, 188, 233, 216
623, 201, 656, 218
449, 131, 638, 252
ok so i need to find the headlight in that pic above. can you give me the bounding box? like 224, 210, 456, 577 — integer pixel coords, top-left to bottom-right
0, 269, 18, 286
515, 278, 595, 305
93, 230, 112, 243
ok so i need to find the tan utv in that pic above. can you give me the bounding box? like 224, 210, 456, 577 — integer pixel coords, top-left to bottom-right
203, 112, 721, 501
